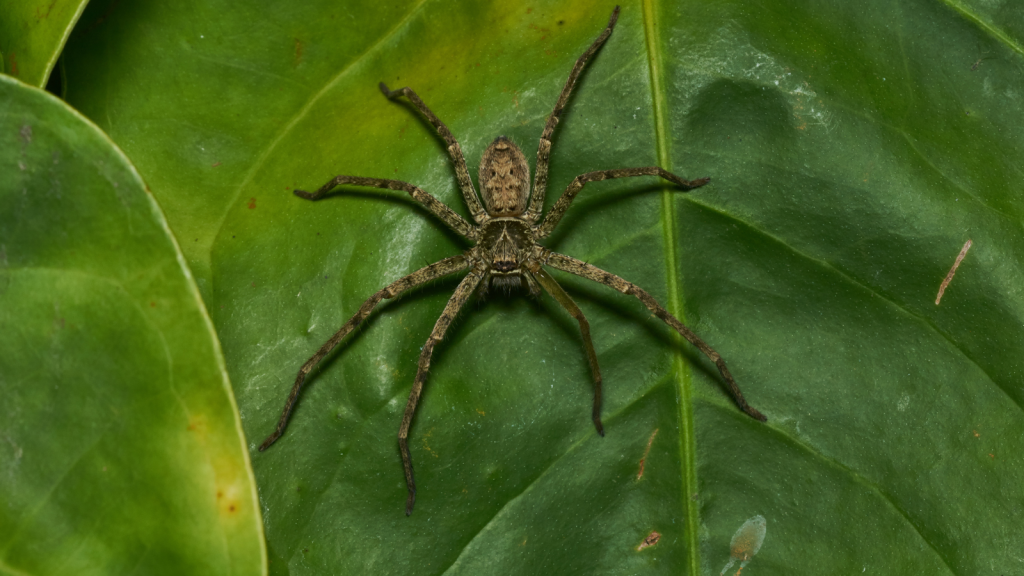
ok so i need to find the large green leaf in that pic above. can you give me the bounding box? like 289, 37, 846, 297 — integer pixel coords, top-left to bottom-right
0, 76, 265, 574
61, 0, 1024, 574
0, 0, 89, 88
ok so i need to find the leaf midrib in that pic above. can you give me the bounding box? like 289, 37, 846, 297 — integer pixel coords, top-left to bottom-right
941, 0, 1024, 57
638, 1, 702, 574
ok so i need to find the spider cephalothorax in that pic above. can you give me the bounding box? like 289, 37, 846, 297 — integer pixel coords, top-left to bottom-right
477, 216, 536, 293
260, 6, 766, 516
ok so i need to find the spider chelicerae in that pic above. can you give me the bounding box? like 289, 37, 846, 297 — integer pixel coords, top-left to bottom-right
260, 5, 766, 515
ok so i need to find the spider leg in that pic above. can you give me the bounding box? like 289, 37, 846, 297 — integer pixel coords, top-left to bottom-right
400, 269, 484, 515
529, 265, 604, 436
542, 250, 767, 422
536, 167, 709, 239
379, 83, 488, 224
258, 255, 470, 452
524, 6, 621, 223
295, 175, 477, 241
522, 269, 542, 297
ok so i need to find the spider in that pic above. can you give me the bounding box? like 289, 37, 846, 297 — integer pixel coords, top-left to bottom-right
259, 5, 766, 516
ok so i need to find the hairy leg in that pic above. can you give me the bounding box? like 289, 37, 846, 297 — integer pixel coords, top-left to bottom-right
399, 269, 484, 515
529, 265, 604, 436
524, 6, 621, 222
536, 167, 709, 239
380, 83, 487, 223
543, 250, 766, 422
259, 255, 471, 452
295, 175, 477, 241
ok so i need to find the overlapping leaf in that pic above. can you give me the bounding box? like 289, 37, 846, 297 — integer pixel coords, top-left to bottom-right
0, 76, 264, 575
0, 0, 89, 87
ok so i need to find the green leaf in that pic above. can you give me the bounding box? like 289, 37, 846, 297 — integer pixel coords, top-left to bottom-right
61, 0, 1024, 574
0, 0, 88, 88
0, 76, 265, 574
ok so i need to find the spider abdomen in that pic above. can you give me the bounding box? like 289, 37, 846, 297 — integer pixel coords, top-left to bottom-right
479, 136, 530, 216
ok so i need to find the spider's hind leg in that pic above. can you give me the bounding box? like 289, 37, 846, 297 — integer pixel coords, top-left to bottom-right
399, 269, 485, 515
259, 255, 470, 452
543, 251, 767, 423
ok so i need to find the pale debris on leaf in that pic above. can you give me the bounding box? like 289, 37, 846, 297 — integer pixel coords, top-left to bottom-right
720, 515, 767, 575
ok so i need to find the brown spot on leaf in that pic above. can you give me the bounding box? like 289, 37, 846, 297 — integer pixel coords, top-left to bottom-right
936, 239, 972, 305
211, 161, 221, 167
294, 38, 304, 65
422, 428, 439, 458
637, 428, 659, 480
636, 531, 661, 551
247, 197, 256, 209
36, 0, 57, 19
187, 416, 207, 437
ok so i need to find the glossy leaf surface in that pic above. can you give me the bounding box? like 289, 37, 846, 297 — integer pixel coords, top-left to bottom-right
0, 76, 265, 575
62, 0, 1024, 574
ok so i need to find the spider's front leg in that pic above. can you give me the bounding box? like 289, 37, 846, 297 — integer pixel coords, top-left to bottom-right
399, 268, 485, 515
526, 6, 621, 221
379, 83, 488, 224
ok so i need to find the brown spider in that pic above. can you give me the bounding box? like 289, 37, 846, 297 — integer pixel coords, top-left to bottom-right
259, 5, 766, 516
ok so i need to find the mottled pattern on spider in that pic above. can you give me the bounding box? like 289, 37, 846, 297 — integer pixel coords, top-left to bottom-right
259, 6, 766, 516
